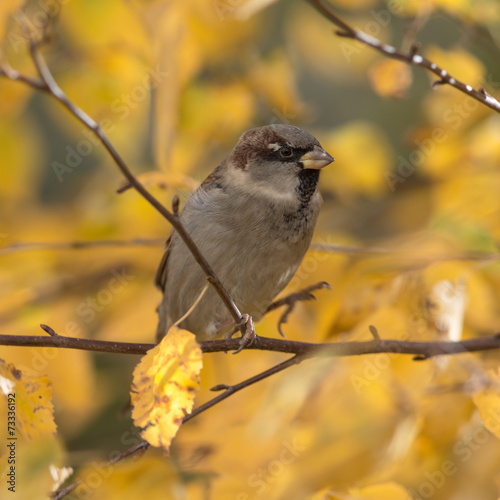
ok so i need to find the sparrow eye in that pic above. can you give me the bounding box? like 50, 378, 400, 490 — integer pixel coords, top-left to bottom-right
279, 147, 293, 158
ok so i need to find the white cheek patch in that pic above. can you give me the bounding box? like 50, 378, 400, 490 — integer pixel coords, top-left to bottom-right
227, 167, 298, 203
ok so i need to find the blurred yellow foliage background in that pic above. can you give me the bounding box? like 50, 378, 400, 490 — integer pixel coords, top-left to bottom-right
1, 0, 500, 499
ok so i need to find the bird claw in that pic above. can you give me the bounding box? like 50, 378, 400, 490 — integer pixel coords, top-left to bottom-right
232, 314, 256, 354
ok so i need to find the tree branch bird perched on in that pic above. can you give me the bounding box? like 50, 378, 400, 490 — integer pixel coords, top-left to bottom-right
155, 124, 334, 342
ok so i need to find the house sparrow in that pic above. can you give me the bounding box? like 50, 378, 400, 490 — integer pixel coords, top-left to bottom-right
155, 124, 334, 342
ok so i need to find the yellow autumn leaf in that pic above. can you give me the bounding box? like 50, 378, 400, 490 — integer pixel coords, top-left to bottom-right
180, 82, 255, 146
230, 0, 278, 20
472, 368, 500, 439
68, 455, 186, 500
331, 0, 378, 10
288, 5, 379, 83
395, 0, 496, 19
247, 50, 308, 120
369, 59, 413, 99
0, 359, 57, 440
0, 0, 23, 39
467, 116, 500, 170
347, 482, 413, 499
248, 50, 308, 123
321, 121, 393, 198
130, 326, 203, 452
309, 482, 412, 499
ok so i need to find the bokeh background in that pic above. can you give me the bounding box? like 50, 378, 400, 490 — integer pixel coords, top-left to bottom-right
1, 0, 500, 498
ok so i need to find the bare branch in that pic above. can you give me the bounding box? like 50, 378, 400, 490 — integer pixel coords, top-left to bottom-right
0, 332, 154, 355
307, 0, 500, 113
2, 330, 499, 358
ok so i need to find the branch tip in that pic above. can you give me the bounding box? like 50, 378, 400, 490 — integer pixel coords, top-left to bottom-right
432, 79, 446, 89
335, 29, 352, 38
172, 195, 180, 215
412, 355, 428, 361
409, 42, 420, 57
368, 325, 381, 341
210, 384, 230, 392
116, 182, 132, 194
40, 324, 58, 336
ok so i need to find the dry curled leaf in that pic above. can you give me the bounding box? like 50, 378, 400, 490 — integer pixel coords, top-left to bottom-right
130, 326, 203, 452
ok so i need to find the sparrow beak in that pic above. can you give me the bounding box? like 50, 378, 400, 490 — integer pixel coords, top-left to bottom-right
300, 146, 335, 170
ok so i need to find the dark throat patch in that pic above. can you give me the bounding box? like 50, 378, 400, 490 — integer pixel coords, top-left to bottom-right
296, 168, 320, 207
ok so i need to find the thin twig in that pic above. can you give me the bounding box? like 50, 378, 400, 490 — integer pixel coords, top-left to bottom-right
307, 0, 500, 113
48, 323, 500, 500
0, 62, 48, 91
52, 356, 302, 499
311, 243, 500, 263
185, 355, 303, 421
50, 479, 82, 500
0, 238, 165, 255
368, 325, 381, 341
2, 238, 500, 265
109, 440, 150, 464
40, 324, 58, 336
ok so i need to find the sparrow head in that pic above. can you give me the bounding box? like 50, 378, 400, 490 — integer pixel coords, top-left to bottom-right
226, 124, 334, 204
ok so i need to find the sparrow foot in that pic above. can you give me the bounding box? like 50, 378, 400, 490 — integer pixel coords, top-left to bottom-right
266, 281, 331, 337
232, 314, 256, 354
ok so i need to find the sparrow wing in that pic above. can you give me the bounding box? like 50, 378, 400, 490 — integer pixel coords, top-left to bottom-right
155, 164, 223, 291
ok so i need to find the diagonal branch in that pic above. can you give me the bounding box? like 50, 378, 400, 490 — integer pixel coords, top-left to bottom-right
307, 0, 500, 113
52, 354, 303, 499
0, 22, 246, 336
187, 355, 303, 420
